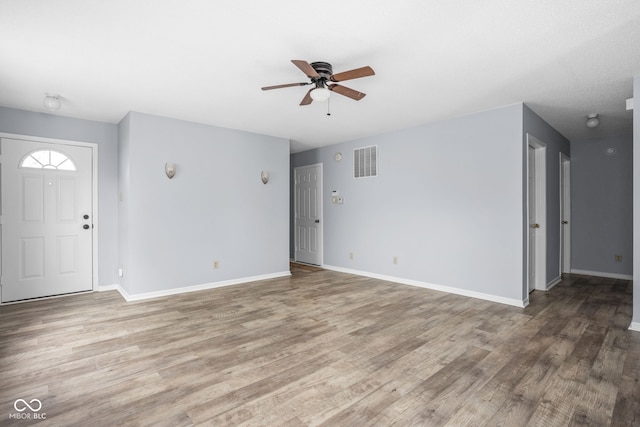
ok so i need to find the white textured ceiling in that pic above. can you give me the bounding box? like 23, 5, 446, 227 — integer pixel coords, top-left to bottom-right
1, 0, 639, 153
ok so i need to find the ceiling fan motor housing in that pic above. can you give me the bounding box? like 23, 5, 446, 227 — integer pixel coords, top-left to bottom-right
311, 62, 333, 80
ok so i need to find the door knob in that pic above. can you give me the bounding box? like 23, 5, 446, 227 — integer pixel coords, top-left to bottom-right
532, 223, 540, 228
83, 224, 90, 230
561, 220, 568, 224
315, 219, 320, 223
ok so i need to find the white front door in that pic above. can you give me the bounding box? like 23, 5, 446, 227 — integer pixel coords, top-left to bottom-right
1, 138, 94, 302
294, 164, 322, 265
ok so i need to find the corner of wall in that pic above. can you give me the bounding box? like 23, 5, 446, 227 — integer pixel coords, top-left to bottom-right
117, 113, 131, 294
633, 75, 640, 326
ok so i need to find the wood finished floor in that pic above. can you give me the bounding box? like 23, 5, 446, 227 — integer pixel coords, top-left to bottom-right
0, 271, 638, 426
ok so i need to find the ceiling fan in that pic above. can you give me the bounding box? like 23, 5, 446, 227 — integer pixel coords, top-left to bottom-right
261, 60, 375, 106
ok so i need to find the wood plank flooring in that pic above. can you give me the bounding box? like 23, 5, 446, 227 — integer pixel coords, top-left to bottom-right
0, 271, 638, 426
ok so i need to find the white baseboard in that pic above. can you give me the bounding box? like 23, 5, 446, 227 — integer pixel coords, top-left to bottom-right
630, 322, 640, 332
546, 276, 562, 291
102, 271, 291, 302
97, 284, 119, 292
570, 269, 633, 280
322, 265, 527, 308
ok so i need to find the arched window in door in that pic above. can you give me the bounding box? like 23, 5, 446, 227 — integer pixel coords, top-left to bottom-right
20, 149, 77, 171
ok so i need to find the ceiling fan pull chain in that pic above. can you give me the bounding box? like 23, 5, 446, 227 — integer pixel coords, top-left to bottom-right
327, 98, 331, 116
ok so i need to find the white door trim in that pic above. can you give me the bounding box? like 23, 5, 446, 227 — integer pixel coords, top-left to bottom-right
527, 134, 547, 292
0, 132, 99, 296
560, 153, 571, 274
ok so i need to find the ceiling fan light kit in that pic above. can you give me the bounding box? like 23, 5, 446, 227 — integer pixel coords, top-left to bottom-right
310, 87, 331, 101
262, 60, 374, 107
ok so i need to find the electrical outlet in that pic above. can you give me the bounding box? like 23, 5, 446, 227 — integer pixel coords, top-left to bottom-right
118, 268, 124, 277
213, 260, 219, 269
349, 252, 354, 260
393, 256, 398, 265
615, 254, 622, 262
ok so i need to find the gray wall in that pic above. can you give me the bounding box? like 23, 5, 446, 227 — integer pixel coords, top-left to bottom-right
522, 105, 571, 284
0, 107, 119, 286
118, 112, 290, 296
571, 133, 633, 277
292, 104, 526, 303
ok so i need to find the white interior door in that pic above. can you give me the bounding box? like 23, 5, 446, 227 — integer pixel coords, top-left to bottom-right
294, 164, 322, 265
560, 154, 571, 274
1, 138, 94, 302
528, 145, 537, 293
527, 135, 547, 293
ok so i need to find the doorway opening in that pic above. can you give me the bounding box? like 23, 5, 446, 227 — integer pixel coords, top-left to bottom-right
560, 153, 571, 275
527, 134, 547, 293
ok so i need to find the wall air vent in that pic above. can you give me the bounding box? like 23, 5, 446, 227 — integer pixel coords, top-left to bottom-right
353, 145, 377, 179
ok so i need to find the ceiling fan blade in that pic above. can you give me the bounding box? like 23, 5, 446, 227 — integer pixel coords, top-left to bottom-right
261, 82, 308, 91
291, 60, 320, 79
328, 84, 366, 101
330, 66, 375, 82
300, 88, 314, 105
